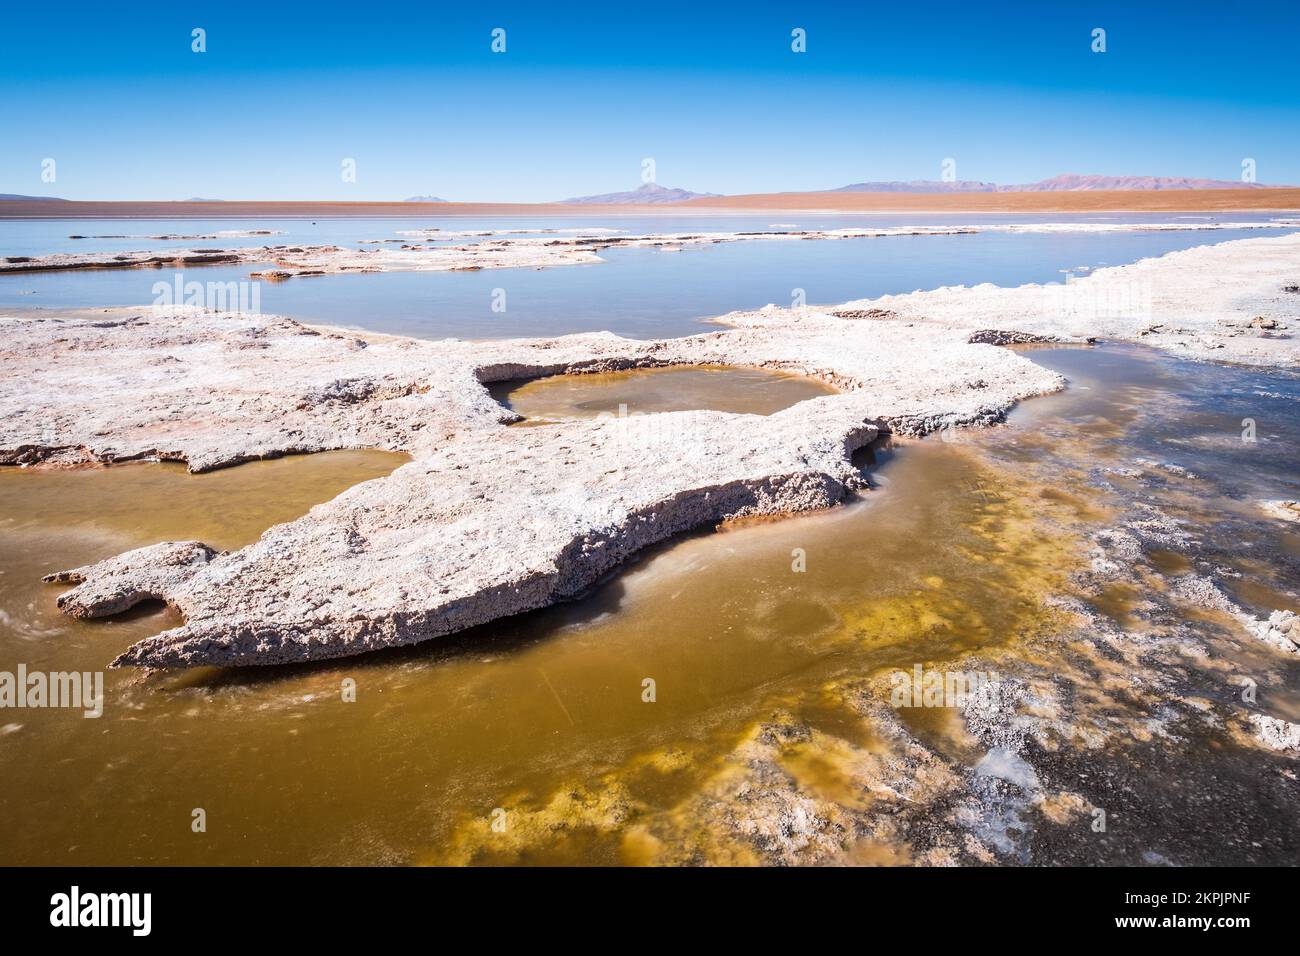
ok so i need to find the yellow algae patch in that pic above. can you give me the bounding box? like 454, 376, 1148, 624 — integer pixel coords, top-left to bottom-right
1089, 582, 1144, 628
1038, 485, 1113, 523
843, 839, 915, 866
1149, 548, 1193, 576
891, 700, 983, 764
1035, 790, 1094, 825
625, 715, 870, 866
639, 746, 696, 774
831, 448, 1090, 666
777, 732, 879, 810
422, 780, 639, 866
795, 690, 888, 752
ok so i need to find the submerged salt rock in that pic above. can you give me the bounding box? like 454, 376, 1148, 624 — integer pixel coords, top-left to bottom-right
1248, 713, 1300, 752
1244, 610, 1299, 654
1260, 500, 1300, 524
961, 678, 1031, 753
1168, 575, 1239, 614
1168, 575, 1299, 653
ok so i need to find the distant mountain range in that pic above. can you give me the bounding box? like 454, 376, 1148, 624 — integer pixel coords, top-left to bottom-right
833, 174, 1288, 193
559, 183, 722, 204
0, 174, 1290, 207
562, 174, 1287, 204
1019, 173, 1288, 191
833, 180, 1000, 193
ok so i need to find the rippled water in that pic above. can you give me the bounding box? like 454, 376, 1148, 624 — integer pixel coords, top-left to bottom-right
2, 345, 1296, 864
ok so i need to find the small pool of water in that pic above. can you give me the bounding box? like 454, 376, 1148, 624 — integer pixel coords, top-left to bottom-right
488, 364, 838, 420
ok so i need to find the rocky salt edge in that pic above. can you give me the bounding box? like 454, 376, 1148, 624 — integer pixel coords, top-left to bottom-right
2, 232, 1298, 670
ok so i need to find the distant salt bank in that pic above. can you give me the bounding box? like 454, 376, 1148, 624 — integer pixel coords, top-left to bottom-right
2, 232, 1298, 668
66, 229, 283, 240
4, 220, 1298, 279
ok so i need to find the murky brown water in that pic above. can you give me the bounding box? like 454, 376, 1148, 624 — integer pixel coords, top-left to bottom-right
0, 449, 407, 650
1, 347, 1297, 865
488, 364, 838, 420
0, 422, 1082, 864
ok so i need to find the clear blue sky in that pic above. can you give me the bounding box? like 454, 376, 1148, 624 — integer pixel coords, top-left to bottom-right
2, 1, 1297, 201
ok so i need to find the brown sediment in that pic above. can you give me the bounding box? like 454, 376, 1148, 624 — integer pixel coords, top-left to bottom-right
1148, 548, 1194, 575
1088, 582, 1144, 627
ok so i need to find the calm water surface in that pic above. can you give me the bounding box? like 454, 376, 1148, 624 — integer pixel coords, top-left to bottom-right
3, 213, 1298, 339
491, 365, 838, 419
